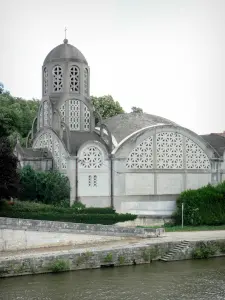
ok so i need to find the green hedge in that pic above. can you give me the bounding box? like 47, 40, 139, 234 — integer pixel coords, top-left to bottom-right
173, 182, 225, 226
8, 201, 116, 215
0, 201, 136, 225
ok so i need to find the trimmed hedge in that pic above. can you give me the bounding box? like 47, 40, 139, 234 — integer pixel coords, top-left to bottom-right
0, 201, 136, 225
173, 182, 225, 226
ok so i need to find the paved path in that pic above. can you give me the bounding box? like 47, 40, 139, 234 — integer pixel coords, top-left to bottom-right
0, 230, 225, 261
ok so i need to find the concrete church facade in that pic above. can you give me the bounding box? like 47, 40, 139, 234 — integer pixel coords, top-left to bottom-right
15, 38, 225, 219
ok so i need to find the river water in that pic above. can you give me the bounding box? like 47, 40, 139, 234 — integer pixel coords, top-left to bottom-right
0, 258, 225, 300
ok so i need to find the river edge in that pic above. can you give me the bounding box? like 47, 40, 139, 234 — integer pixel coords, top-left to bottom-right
1, 237, 225, 278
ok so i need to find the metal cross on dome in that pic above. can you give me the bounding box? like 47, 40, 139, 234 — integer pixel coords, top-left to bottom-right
64, 27, 67, 39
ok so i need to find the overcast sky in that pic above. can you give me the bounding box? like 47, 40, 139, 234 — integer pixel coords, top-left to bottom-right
1, 0, 225, 134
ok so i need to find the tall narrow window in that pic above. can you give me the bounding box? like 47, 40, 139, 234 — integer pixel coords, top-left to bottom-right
93, 175, 97, 187
59, 103, 65, 123
69, 100, 80, 130
43, 101, 48, 126
43, 67, 48, 95
88, 175, 92, 187
70, 66, 79, 93
39, 106, 43, 128
84, 68, 88, 95
53, 65, 63, 92
83, 105, 90, 131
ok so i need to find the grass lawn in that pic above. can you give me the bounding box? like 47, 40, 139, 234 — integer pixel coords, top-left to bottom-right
137, 225, 225, 232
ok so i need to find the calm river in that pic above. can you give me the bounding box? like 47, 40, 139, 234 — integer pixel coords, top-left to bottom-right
1, 258, 225, 300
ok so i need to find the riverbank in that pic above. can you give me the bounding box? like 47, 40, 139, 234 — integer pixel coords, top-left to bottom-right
1, 230, 225, 278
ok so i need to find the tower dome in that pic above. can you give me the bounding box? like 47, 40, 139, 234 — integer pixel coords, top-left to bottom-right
43, 39, 88, 65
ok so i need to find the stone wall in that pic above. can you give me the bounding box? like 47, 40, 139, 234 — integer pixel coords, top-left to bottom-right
0, 218, 164, 238
1, 239, 225, 278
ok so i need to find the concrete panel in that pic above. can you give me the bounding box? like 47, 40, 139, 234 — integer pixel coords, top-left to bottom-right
125, 173, 154, 195
121, 200, 176, 216
157, 173, 183, 195
186, 173, 211, 190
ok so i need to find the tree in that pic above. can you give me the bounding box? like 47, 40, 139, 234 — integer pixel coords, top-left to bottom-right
91, 95, 124, 120
0, 82, 4, 94
0, 137, 20, 200
0, 107, 19, 138
131, 106, 143, 113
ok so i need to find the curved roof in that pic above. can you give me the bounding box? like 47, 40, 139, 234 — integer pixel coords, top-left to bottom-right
44, 40, 87, 65
201, 134, 225, 157
102, 112, 178, 143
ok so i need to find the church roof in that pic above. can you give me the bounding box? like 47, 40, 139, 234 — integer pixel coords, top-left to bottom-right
43, 40, 87, 65
200, 134, 225, 157
63, 131, 108, 154
102, 112, 177, 143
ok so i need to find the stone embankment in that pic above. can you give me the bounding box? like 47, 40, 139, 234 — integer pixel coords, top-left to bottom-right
0, 218, 225, 278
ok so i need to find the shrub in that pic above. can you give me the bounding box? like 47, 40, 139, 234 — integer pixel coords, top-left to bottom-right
49, 259, 69, 273
192, 242, 218, 259
0, 200, 137, 225
19, 166, 70, 205
173, 183, 225, 226
0, 137, 20, 200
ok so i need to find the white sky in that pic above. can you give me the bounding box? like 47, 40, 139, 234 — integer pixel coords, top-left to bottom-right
1, 0, 225, 134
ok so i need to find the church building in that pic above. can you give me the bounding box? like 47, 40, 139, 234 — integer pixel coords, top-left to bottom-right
15, 37, 225, 219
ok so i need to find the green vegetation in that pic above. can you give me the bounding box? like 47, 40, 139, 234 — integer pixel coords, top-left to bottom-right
118, 255, 125, 265
173, 183, 225, 226
0, 137, 20, 200
0, 201, 137, 225
19, 166, 70, 205
137, 224, 225, 232
49, 259, 70, 273
192, 242, 218, 259
104, 253, 113, 263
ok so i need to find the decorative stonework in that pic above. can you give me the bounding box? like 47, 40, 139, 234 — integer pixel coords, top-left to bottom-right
69, 66, 79, 93
186, 138, 210, 169
84, 68, 88, 95
43, 67, 48, 95
69, 100, 80, 130
33, 132, 67, 170
52, 65, 63, 92
59, 103, 65, 123
126, 132, 211, 170
83, 105, 90, 131
79, 146, 103, 169
39, 106, 43, 128
126, 137, 153, 169
156, 132, 183, 169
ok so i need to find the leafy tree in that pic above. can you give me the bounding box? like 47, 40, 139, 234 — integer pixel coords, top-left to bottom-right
131, 106, 143, 113
0, 92, 39, 144
91, 95, 124, 120
19, 166, 70, 205
0, 137, 20, 200
0, 82, 4, 94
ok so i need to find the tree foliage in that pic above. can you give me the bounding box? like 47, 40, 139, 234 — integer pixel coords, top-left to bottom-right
0, 92, 39, 144
19, 166, 70, 205
131, 106, 143, 113
0, 137, 20, 200
91, 95, 124, 120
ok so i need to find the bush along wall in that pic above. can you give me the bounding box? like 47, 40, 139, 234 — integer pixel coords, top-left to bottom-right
173, 182, 225, 226
0, 201, 137, 225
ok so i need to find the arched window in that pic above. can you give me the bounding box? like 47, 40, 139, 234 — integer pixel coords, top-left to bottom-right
43, 67, 48, 95
42, 101, 52, 127
69, 65, 79, 93
69, 100, 80, 130
52, 65, 63, 92
79, 146, 103, 169
84, 68, 88, 95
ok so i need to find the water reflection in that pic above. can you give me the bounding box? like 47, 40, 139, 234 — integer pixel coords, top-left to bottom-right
0, 258, 225, 300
